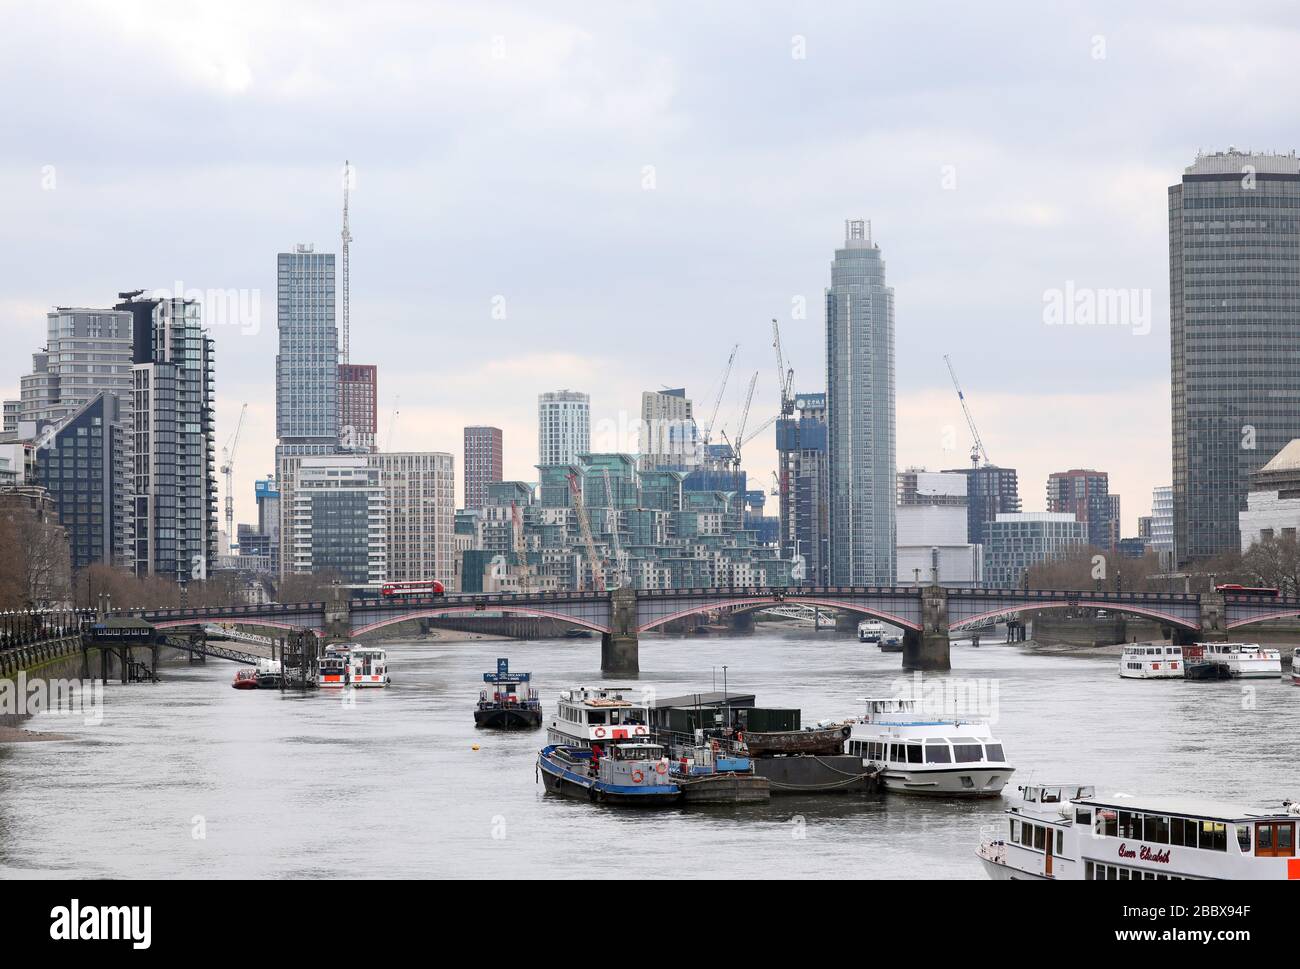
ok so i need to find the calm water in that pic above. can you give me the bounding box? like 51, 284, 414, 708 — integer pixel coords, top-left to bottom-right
1, 629, 1296, 879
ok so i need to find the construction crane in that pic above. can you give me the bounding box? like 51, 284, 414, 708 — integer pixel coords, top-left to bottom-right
601, 468, 626, 589
220, 403, 248, 557
771, 318, 795, 416
510, 501, 532, 593
567, 472, 605, 592
341, 159, 353, 365
721, 371, 759, 470
701, 343, 739, 447
944, 354, 990, 468
385, 394, 400, 451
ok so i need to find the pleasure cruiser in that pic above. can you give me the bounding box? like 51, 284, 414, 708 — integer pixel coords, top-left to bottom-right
1195, 642, 1282, 679
317, 646, 390, 689
546, 686, 652, 748
845, 697, 1014, 797
858, 620, 884, 644
1118, 644, 1183, 679
978, 784, 1300, 880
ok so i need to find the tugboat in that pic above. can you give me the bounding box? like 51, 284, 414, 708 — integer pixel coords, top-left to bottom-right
538, 742, 680, 805
476, 658, 542, 730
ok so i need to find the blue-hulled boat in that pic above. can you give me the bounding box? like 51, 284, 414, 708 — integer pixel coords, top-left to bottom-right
537, 743, 681, 806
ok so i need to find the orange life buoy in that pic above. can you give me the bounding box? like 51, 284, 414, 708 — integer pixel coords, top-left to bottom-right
631, 770, 645, 783
594, 727, 606, 738
655, 762, 668, 775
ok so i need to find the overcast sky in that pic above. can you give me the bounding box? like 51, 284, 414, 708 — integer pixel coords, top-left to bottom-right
4, 1, 1298, 533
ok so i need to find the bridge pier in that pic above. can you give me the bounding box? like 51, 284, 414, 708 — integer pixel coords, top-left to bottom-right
835, 612, 858, 634
601, 587, 639, 678
323, 592, 351, 644
903, 584, 950, 672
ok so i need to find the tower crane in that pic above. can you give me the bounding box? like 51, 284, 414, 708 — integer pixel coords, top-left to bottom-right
601, 468, 626, 589
220, 403, 248, 557
723, 371, 758, 470
510, 501, 532, 593
944, 354, 990, 468
771, 318, 795, 416
567, 472, 605, 592
385, 394, 400, 451
701, 343, 739, 447
341, 159, 353, 365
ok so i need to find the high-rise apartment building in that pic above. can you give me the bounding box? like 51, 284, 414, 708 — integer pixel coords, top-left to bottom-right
983, 512, 1088, 589
539, 390, 590, 467
942, 465, 1021, 546
1170, 149, 1300, 564
373, 451, 455, 584
337, 363, 377, 453
287, 456, 386, 586
277, 245, 338, 460
119, 292, 217, 582
776, 392, 829, 585
826, 220, 896, 585
1046, 469, 1120, 552
20, 308, 136, 426
639, 388, 699, 471
1150, 485, 1173, 559
463, 425, 503, 509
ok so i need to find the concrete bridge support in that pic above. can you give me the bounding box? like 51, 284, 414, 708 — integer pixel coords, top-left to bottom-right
903, 584, 951, 672
323, 594, 351, 645
600, 587, 639, 677
1171, 593, 1227, 646
835, 611, 859, 634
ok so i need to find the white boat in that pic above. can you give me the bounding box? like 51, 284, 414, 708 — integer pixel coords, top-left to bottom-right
1196, 642, 1282, 679
1291, 649, 1299, 686
317, 645, 390, 689
857, 620, 884, 644
546, 686, 652, 748
1118, 643, 1183, 679
844, 697, 1014, 797
978, 783, 1300, 880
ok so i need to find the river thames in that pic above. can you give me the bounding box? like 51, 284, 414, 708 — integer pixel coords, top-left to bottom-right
1, 629, 1295, 879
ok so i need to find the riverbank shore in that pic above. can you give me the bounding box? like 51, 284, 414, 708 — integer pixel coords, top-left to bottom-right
0, 725, 75, 743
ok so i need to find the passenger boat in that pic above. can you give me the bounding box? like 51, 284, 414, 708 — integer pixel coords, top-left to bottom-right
537, 742, 680, 805
845, 697, 1014, 797
232, 668, 258, 690
545, 686, 652, 748
858, 620, 884, 644
1190, 642, 1282, 679
317, 646, 390, 689
475, 658, 542, 729
742, 723, 850, 757
879, 634, 903, 653
977, 783, 1300, 880
1118, 643, 1183, 679
254, 658, 283, 689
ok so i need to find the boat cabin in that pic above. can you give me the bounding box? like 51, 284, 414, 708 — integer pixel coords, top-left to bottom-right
550, 686, 652, 745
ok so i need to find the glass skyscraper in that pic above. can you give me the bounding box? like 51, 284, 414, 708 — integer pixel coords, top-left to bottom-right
1169, 150, 1300, 564
826, 219, 896, 585
276, 245, 339, 460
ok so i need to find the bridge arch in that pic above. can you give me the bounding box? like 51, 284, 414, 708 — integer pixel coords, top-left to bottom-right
951, 599, 1200, 631
1226, 607, 1300, 630
351, 606, 611, 638
638, 596, 922, 633
151, 616, 321, 634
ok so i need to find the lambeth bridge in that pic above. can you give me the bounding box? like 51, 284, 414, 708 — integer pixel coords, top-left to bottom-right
66, 584, 1299, 676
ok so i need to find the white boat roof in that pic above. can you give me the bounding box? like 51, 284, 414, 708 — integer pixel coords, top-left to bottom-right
1076, 793, 1296, 822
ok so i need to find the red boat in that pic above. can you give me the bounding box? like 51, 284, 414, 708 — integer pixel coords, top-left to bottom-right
232, 668, 259, 690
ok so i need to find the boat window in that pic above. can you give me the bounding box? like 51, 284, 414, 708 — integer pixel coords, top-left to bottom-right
1200, 821, 1228, 852
984, 743, 1005, 762
1142, 815, 1170, 845
1034, 826, 1046, 850
1117, 811, 1139, 839
1236, 825, 1251, 853
1021, 824, 1033, 848
588, 711, 606, 725
1075, 809, 1092, 826
1171, 817, 1199, 848
953, 743, 983, 764
1010, 819, 1021, 842
1254, 822, 1295, 858
906, 744, 922, 764
1096, 809, 1118, 838
1056, 830, 1064, 854
924, 742, 951, 764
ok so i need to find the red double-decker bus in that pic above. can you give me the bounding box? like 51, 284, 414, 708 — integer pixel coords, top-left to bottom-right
1214, 583, 1279, 598
381, 580, 445, 598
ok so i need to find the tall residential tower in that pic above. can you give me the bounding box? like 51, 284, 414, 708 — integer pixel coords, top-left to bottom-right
825, 220, 896, 585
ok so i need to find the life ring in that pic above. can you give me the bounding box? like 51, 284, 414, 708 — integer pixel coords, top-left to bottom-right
735, 731, 744, 742
594, 727, 606, 738
655, 762, 668, 775
631, 770, 645, 784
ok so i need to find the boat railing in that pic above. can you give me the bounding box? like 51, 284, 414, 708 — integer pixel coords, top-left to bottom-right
652, 728, 749, 760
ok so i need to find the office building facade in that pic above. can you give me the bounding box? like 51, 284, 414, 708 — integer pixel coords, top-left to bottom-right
1170, 149, 1300, 564
983, 512, 1088, 589
776, 392, 829, 585
1046, 469, 1120, 552
337, 363, 378, 453
463, 425, 503, 510
288, 456, 386, 586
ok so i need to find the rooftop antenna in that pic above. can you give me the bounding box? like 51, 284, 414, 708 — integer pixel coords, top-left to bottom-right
341, 160, 353, 365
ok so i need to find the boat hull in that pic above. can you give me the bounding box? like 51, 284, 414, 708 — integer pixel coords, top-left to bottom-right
537, 749, 680, 806
674, 772, 770, 804
978, 855, 1048, 881
476, 707, 542, 730
881, 766, 1012, 797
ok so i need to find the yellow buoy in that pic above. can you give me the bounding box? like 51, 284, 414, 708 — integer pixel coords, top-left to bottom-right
471, 744, 480, 751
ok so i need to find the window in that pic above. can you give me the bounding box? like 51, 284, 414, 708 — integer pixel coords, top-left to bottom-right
924, 742, 951, 764
953, 743, 983, 763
